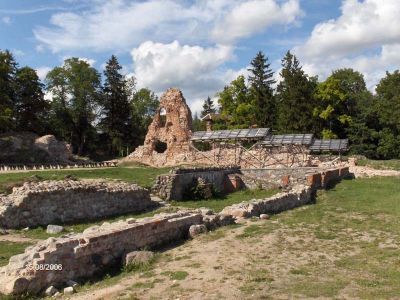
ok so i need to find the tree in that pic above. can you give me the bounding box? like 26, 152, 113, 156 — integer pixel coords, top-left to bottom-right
200, 96, 216, 118
347, 91, 380, 158
192, 112, 204, 131
130, 87, 159, 147
314, 69, 367, 138
14, 67, 49, 134
375, 70, 400, 158
276, 51, 317, 133
247, 51, 276, 128
217, 75, 254, 128
46, 58, 101, 155
0, 50, 17, 132
100, 55, 132, 156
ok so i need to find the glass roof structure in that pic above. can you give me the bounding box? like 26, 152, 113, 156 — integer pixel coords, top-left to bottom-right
191, 128, 270, 141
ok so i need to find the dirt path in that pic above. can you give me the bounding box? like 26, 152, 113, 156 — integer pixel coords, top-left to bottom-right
68, 211, 387, 300
0, 232, 40, 243
350, 165, 400, 178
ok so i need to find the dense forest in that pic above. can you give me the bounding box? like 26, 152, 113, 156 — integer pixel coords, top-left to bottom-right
1, 49, 400, 160
0, 51, 158, 160
195, 51, 400, 160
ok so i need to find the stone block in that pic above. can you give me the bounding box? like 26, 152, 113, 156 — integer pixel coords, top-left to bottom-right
46, 225, 64, 234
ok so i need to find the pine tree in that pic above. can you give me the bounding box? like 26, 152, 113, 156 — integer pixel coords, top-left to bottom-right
276, 51, 317, 133
101, 55, 132, 156
248, 51, 276, 128
14, 67, 49, 134
200, 96, 216, 118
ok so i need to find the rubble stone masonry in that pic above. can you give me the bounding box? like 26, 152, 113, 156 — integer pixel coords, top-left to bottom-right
0, 211, 203, 295
0, 179, 154, 229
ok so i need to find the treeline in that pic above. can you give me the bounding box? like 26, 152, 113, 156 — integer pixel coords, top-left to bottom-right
0, 50, 158, 159
195, 51, 400, 160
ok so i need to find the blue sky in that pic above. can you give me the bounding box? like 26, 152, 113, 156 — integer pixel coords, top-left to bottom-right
1, 0, 399, 113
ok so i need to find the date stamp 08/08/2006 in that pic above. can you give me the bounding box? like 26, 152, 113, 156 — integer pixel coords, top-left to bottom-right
27, 264, 63, 271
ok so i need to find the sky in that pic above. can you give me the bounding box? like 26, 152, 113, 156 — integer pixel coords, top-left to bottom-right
1, 0, 399, 114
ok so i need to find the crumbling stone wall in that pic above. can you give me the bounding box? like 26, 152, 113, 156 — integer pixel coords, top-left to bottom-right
0, 211, 203, 295
152, 167, 240, 200
221, 185, 312, 218
0, 180, 153, 229
127, 88, 194, 166
152, 166, 351, 201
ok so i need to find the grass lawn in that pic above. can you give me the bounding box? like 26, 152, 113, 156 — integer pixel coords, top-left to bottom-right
0, 166, 171, 194
0, 241, 32, 267
357, 158, 400, 170
233, 176, 400, 299
171, 188, 279, 212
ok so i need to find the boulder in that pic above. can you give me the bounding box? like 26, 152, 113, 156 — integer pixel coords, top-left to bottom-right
260, 214, 270, 220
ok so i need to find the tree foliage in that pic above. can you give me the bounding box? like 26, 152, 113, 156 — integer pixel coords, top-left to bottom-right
200, 96, 216, 118
0, 50, 17, 132
276, 51, 317, 133
46, 58, 101, 155
248, 51, 276, 128
100, 55, 132, 156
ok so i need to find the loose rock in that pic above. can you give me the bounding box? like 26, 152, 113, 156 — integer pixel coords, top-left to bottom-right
124, 250, 155, 266
46, 225, 64, 234
189, 224, 208, 238
45, 286, 58, 296
63, 286, 74, 294
260, 214, 270, 220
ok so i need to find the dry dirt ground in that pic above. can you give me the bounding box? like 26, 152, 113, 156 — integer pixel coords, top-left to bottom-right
349, 166, 400, 178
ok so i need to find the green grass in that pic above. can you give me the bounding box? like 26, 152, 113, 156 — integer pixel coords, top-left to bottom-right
0, 166, 171, 194
271, 177, 400, 299
0, 241, 32, 267
357, 159, 400, 170
160, 270, 189, 280
171, 188, 279, 212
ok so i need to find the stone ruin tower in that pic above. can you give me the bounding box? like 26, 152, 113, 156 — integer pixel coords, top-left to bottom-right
127, 88, 193, 166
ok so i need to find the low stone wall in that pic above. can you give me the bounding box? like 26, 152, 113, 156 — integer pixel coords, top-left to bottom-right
0, 211, 204, 295
152, 166, 240, 200
0, 180, 153, 229
220, 185, 312, 218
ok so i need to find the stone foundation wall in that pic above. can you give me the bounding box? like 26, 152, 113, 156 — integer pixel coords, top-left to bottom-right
0, 211, 204, 295
153, 166, 351, 201
220, 185, 312, 218
152, 167, 240, 200
0, 180, 153, 229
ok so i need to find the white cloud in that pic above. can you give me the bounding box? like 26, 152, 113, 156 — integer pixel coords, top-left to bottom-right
212, 0, 302, 44
1, 16, 11, 24
131, 40, 249, 114
294, 0, 400, 90
36, 67, 52, 81
33, 0, 302, 52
